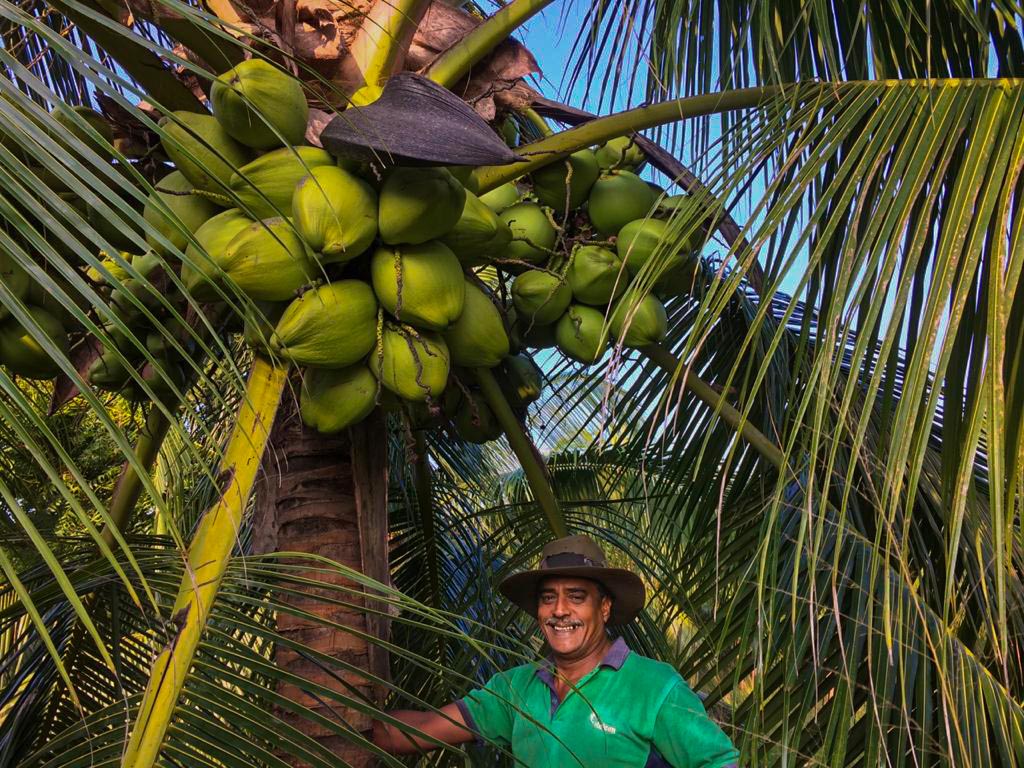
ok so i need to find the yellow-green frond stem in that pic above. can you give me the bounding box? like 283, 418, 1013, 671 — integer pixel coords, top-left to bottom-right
121, 358, 288, 768
474, 366, 567, 537
641, 343, 785, 469
348, 0, 433, 105
426, 0, 554, 89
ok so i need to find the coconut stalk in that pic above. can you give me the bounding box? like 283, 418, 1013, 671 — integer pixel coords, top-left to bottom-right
474, 366, 568, 537
121, 357, 288, 768
425, 0, 554, 89
347, 0, 432, 105
641, 342, 785, 469
472, 83, 839, 192
101, 407, 172, 546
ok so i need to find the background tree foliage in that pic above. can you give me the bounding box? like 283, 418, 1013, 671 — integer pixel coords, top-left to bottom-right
0, 1, 1021, 767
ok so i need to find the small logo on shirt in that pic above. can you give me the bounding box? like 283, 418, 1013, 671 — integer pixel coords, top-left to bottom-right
590, 712, 616, 734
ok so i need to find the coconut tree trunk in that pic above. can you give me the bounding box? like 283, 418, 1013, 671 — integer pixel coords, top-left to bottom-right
253, 393, 390, 768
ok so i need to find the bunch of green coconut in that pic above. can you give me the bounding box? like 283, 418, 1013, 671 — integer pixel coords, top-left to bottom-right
102, 59, 544, 442
488, 135, 712, 367
0, 58, 713, 445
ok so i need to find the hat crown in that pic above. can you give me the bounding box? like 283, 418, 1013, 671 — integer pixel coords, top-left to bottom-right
538, 535, 608, 570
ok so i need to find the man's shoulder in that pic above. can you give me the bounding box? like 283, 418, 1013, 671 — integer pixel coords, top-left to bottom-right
621, 650, 685, 684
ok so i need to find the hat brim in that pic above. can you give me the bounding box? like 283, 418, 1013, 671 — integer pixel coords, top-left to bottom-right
499, 566, 646, 625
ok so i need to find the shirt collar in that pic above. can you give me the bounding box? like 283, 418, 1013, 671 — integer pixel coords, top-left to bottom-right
536, 636, 631, 686
600, 636, 631, 670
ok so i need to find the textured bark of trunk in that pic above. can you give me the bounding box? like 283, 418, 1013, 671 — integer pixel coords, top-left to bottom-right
253, 393, 390, 768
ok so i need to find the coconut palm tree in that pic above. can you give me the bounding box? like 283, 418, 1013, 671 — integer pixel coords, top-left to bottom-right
0, 1, 1022, 767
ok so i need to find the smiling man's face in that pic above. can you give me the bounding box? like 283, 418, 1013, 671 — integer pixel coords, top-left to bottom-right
536, 577, 612, 662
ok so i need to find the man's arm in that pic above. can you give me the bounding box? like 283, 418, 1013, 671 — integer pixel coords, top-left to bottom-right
372, 702, 475, 754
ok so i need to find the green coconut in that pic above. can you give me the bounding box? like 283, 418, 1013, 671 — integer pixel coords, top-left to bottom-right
0, 306, 69, 379
0, 251, 30, 322
530, 149, 600, 212
555, 304, 608, 365
443, 281, 509, 368
220, 217, 314, 301
446, 166, 479, 194
229, 145, 334, 219
182, 208, 253, 301
159, 111, 250, 196
586, 171, 657, 236
654, 193, 709, 252
378, 167, 467, 245
567, 245, 627, 306
479, 182, 521, 213
511, 270, 572, 326
499, 201, 557, 265
518, 317, 558, 350
610, 292, 668, 348
439, 190, 511, 265
271, 280, 377, 367
53, 106, 114, 160
242, 300, 287, 356
88, 348, 134, 391
499, 354, 543, 408
616, 217, 699, 293
371, 241, 465, 331
594, 135, 646, 171
454, 394, 502, 444
135, 355, 187, 406
211, 59, 309, 149
144, 170, 220, 257
300, 365, 378, 433
292, 165, 378, 264
27, 273, 88, 331
371, 323, 450, 402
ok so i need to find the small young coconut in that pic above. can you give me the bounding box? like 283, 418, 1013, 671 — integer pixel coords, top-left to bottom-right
440, 190, 511, 266
499, 201, 557, 265
211, 59, 309, 149
610, 292, 668, 348
371, 241, 465, 331
159, 111, 251, 196
292, 165, 378, 264
300, 365, 378, 434
443, 281, 509, 368
0, 306, 69, 379
371, 323, 450, 402
378, 167, 467, 245
530, 149, 600, 213
512, 270, 572, 326
143, 170, 220, 257
586, 171, 657, 236
228, 146, 334, 219
271, 280, 378, 368
555, 304, 608, 365
479, 182, 521, 214
594, 135, 646, 171
567, 245, 628, 306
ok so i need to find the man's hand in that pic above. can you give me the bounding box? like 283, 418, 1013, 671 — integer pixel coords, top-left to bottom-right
372, 702, 475, 754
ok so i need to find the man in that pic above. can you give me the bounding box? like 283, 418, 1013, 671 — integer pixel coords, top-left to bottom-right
373, 534, 739, 767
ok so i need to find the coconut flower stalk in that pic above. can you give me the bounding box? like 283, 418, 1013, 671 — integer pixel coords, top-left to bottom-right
474, 366, 568, 537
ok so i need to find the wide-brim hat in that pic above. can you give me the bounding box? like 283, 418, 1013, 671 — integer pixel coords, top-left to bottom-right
498, 535, 646, 625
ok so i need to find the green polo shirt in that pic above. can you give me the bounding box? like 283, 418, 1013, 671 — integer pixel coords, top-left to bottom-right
457, 638, 739, 767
